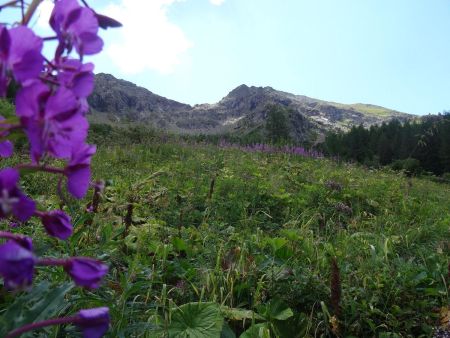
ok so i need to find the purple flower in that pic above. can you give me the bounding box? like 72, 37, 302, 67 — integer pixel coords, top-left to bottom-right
0, 240, 35, 289
55, 58, 95, 115
0, 25, 43, 96
16, 81, 88, 162
57, 58, 95, 99
50, 0, 103, 57
40, 210, 73, 240
65, 144, 96, 199
76, 307, 110, 338
0, 140, 13, 158
64, 257, 108, 288
0, 168, 35, 222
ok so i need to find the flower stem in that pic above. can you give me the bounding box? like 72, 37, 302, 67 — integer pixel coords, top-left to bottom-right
5, 315, 78, 338
22, 0, 43, 25
0, 231, 22, 241
16, 164, 65, 175
37, 257, 68, 267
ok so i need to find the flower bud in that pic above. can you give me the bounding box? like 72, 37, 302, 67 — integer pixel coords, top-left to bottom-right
40, 210, 73, 240
64, 257, 108, 289
0, 240, 35, 289
76, 307, 110, 338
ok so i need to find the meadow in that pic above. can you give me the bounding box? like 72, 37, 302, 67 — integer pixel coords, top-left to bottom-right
1, 128, 449, 337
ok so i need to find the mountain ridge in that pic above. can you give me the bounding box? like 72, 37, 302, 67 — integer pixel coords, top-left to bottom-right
88, 73, 412, 142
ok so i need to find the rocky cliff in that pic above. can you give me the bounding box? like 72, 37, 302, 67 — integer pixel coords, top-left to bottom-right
88, 73, 412, 142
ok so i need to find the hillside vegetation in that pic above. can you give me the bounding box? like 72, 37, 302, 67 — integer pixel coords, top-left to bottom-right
323, 114, 450, 176
3, 128, 449, 337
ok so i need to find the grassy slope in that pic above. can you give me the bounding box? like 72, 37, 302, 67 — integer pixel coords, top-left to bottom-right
92, 141, 449, 336
331, 102, 405, 118
3, 140, 448, 337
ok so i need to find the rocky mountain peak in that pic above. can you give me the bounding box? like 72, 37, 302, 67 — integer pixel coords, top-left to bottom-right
88, 73, 413, 141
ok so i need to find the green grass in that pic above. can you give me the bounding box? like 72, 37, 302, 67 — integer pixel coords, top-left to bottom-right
1, 139, 449, 337
331, 102, 404, 118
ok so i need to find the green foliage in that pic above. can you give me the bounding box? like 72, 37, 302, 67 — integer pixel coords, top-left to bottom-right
167, 302, 223, 337
2, 131, 449, 337
323, 114, 450, 176
0, 282, 73, 337
265, 105, 290, 144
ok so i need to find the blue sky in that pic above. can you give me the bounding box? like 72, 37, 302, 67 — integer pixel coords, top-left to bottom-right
5, 0, 450, 115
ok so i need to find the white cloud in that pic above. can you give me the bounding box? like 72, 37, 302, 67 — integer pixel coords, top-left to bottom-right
209, 0, 226, 5
35, 0, 53, 34
103, 0, 192, 75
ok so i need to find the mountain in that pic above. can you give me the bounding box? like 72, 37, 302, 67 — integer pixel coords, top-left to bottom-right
88, 73, 412, 142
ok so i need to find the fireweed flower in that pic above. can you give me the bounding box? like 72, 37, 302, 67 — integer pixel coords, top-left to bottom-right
0, 139, 13, 157
0, 1, 118, 336
0, 168, 35, 222
64, 257, 108, 289
4, 307, 110, 338
77, 307, 110, 338
0, 240, 35, 289
39, 210, 73, 240
56, 58, 95, 115
0, 25, 43, 96
57, 58, 95, 99
50, 0, 103, 57
65, 144, 96, 199
15, 81, 89, 162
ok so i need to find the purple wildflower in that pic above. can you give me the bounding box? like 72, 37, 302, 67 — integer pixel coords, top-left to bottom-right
16, 81, 88, 162
57, 58, 95, 99
64, 257, 108, 289
65, 144, 96, 199
0, 240, 35, 289
4, 306, 110, 338
50, 0, 103, 57
0, 168, 35, 222
40, 210, 73, 240
56, 58, 95, 115
0, 25, 43, 96
0, 140, 13, 158
77, 307, 110, 338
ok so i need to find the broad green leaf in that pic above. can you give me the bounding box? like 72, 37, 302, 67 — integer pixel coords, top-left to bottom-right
0, 281, 73, 336
239, 323, 270, 338
260, 298, 293, 321
221, 306, 264, 321
167, 302, 224, 338
220, 322, 237, 338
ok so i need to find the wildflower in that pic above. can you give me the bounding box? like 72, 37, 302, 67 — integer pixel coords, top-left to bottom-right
0, 240, 35, 289
0, 168, 35, 222
4, 307, 110, 338
65, 144, 96, 198
0, 25, 43, 96
335, 202, 352, 215
64, 257, 108, 289
50, 0, 103, 57
77, 307, 110, 338
16, 81, 88, 162
39, 210, 73, 240
56, 58, 95, 115
0, 140, 13, 157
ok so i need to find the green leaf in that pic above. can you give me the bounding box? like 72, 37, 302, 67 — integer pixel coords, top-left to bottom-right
261, 298, 293, 321
0, 282, 73, 336
221, 306, 264, 321
172, 237, 188, 252
167, 302, 224, 338
239, 323, 270, 338
220, 322, 237, 338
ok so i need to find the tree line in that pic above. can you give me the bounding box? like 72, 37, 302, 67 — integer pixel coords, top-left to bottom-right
321, 113, 450, 176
